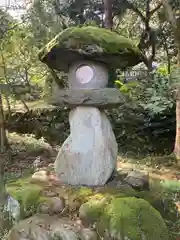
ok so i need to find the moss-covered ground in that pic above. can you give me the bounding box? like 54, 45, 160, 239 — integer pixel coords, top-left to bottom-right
5, 168, 179, 239
2, 133, 180, 240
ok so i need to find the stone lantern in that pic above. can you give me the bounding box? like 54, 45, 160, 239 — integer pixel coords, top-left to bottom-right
39, 26, 142, 186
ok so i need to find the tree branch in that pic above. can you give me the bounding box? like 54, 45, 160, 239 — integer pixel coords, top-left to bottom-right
146, 0, 150, 16
145, 0, 151, 30
149, 3, 162, 17
127, 2, 146, 23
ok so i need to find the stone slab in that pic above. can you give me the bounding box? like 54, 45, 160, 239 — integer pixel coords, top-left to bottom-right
48, 88, 125, 108
55, 106, 118, 186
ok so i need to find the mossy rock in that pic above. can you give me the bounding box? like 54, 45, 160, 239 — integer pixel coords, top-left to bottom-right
135, 190, 176, 222
6, 178, 45, 218
97, 197, 169, 240
6, 178, 95, 219
6, 214, 99, 240
39, 26, 142, 72
6, 174, 176, 231
98, 183, 136, 197
79, 194, 111, 226
96, 183, 177, 221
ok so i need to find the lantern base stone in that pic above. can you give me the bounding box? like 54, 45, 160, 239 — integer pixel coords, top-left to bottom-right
48, 88, 125, 109
55, 106, 117, 186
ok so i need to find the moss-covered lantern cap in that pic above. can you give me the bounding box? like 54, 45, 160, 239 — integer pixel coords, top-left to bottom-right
39, 26, 142, 72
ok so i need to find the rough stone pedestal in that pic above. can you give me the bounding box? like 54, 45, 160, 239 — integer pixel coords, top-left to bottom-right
55, 106, 117, 186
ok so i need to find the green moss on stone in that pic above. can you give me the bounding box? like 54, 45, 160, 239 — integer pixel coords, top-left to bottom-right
76, 187, 93, 198
6, 178, 43, 216
60, 186, 93, 204
79, 194, 111, 225
97, 197, 169, 240
5, 174, 175, 237
39, 26, 142, 71
40, 26, 139, 58
99, 184, 136, 197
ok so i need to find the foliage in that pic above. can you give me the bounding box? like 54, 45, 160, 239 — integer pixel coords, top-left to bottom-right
26, 0, 68, 48
0, 210, 13, 240
107, 66, 175, 155
136, 68, 174, 116
115, 79, 138, 95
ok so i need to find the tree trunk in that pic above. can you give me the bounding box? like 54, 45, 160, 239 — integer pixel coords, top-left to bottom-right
174, 93, 180, 159
103, 0, 113, 29
0, 94, 9, 236
24, 66, 30, 88
162, 0, 180, 160
0, 95, 8, 150
0, 153, 7, 235
4, 94, 11, 117
173, 45, 180, 160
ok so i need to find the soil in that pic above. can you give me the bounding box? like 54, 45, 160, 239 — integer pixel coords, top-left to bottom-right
5, 146, 180, 183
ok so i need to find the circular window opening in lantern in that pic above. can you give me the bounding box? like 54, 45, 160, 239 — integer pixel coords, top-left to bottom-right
76, 65, 94, 84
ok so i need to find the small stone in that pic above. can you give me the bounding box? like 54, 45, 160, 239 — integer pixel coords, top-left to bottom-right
32, 156, 41, 169
80, 228, 98, 240
50, 197, 65, 214
38, 167, 48, 172
31, 170, 48, 183
68, 199, 81, 212
45, 191, 58, 197
38, 197, 65, 215
55, 123, 65, 129
115, 180, 125, 188
107, 179, 123, 188
117, 170, 129, 179
4, 195, 20, 221
38, 203, 50, 214
47, 163, 54, 171
124, 171, 149, 191
48, 174, 60, 182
